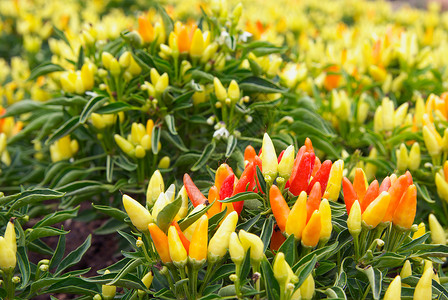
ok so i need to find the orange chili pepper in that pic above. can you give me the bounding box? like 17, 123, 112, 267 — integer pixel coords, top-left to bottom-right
244, 145, 257, 163
307, 182, 321, 222
382, 174, 412, 223
207, 186, 221, 218
392, 184, 417, 230
311, 156, 321, 177
270, 185, 290, 232
360, 180, 379, 212
353, 168, 367, 203
148, 223, 171, 263
270, 225, 286, 251
184, 173, 208, 207
138, 15, 154, 43
362, 192, 391, 229
305, 137, 313, 152
173, 221, 190, 253
302, 210, 321, 248
215, 164, 234, 191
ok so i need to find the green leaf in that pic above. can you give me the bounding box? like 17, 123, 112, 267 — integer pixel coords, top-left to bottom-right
157, 195, 182, 232
46, 116, 81, 145
226, 135, 237, 157
6, 189, 65, 212
256, 166, 267, 194
261, 257, 280, 300
157, 5, 174, 38
219, 191, 263, 203
93, 204, 128, 221
27, 227, 69, 242
52, 25, 71, 47
278, 234, 296, 266
77, 46, 84, 70
178, 203, 213, 231
260, 216, 274, 252
55, 235, 92, 275
191, 140, 216, 171
28, 62, 65, 81
96, 102, 136, 114
79, 95, 107, 124
165, 114, 178, 135
33, 207, 79, 228
1, 100, 43, 118
295, 255, 317, 289
357, 266, 382, 300
50, 232, 66, 270
325, 286, 347, 300
152, 124, 161, 155
44, 277, 99, 295
109, 258, 144, 285
237, 215, 261, 231
239, 76, 286, 94
17, 246, 31, 288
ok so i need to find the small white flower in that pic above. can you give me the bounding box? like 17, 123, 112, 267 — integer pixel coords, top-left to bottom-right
213, 127, 230, 139
239, 31, 252, 42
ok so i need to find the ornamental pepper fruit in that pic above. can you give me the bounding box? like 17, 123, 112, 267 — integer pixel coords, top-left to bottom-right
323, 159, 344, 201
362, 192, 391, 229
413, 267, 433, 300
285, 191, 307, 240
184, 173, 208, 207
278, 145, 295, 180
261, 133, 278, 180
167, 225, 188, 267
302, 210, 321, 248
270, 185, 290, 232
0, 220, 16, 271
347, 200, 361, 237
208, 211, 238, 262
215, 164, 234, 191
353, 168, 367, 203
148, 223, 171, 263
239, 229, 265, 264
401, 260, 412, 278
382, 173, 413, 223
307, 160, 332, 195
361, 180, 379, 212
189, 215, 208, 267
384, 276, 401, 300
173, 221, 190, 253
102, 270, 116, 300
270, 225, 286, 251
207, 186, 221, 218
392, 184, 417, 230
123, 194, 153, 232
342, 177, 357, 214
229, 232, 245, 265
244, 145, 257, 163
300, 273, 315, 300
307, 182, 321, 222
289, 151, 315, 196
319, 199, 332, 243
428, 214, 446, 245
219, 174, 235, 200
147, 170, 165, 207
232, 161, 256, 214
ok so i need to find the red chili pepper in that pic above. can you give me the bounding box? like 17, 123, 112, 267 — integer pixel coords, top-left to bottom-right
289, 151, 315, 196
305, 137, 313, 152
307, 182, 321, 222
183, 174, 208, 207
207, 186, 221, 218
173, 221, 190, 254
342, 177, 357, 214
269, 185, 290, 232
289, 145, 306, 185
379, 176, 391, 193
360, 180, 379, 212
270, 225, 286, 252
219, 174, 235, 200
215, 164, 234, 191
232, 162, 256, 214
311, 156, 321, 177
307, 160, 332, 195
244, 145, 256, 163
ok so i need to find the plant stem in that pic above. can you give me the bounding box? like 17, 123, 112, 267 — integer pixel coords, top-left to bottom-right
179, 267, 192, 300
198, 261, 216, 296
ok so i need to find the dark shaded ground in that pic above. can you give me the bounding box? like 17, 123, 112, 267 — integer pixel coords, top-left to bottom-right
28, 203, 121, 299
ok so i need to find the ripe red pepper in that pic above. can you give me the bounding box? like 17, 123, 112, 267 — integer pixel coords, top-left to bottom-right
269, 185, 290, 232
305, 137, 313, 152
219, 174, 235, 200
277, 150, 285, 163
183, 173, 208, 207
232, 162, 256, 214
360, 180, 379, 212
306, 182, 321, 222
289, 151, 315, 196
342, 177, 357, 214
207, 186, 221, 218
307, 160, 332, 195
289, 145, 306, 185
311, 156, 321, 177
270, 225, 286, 252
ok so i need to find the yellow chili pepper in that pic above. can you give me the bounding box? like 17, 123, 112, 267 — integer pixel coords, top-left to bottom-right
148, 223, 171, 264
168, 225, 188, 267
261, 133, 278, 180
239, 230, 265, 264
208, 211, 238, 262
413, 222, 426, 240
189, 215, 208, 267
301, 210, 321, 248
229, 232, 245, 265
413, 267, 433, 300
384, 275, 401, 300
102, 270, 116, 300
361, 192, 390, 229
319, 199, 332, 243
0, 220, 16, 271
214, 77, 227, 102
141, 271, 154, 289
285, 191, 307, 240
428, 214, 446, 245
347, 200, 361, 237
300, 273, 315, 300
122, 194, 153, 232
323, 159, 344, 201
278, 145, 295, 180
400, 260, 412, 278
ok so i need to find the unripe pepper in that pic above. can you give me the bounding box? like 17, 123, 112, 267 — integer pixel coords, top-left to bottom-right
189, 215, 208, 266
273, 252, 290, 286
123, 195, 153, 232
0, 220, 16, 271
176, 186, 189, 220
401, 260, 412, 278
384, 275, 401, 300
413, 267, 433, 300
413, 222, 426, 240
168, 226, 188, 267
148, 223, 171, 263
229, 232, 245, 265
428, 214, 446, 245
269, 185, 290, 232
302, 210, 321, 248
239, 230, 265, 263
214, 77, 227, 102
285, 191, 307, 240
393, 184, 417, 230
261, 133, 278, 179
278, 145, 295, 180
5, 220, 16, 253
324, 159, 344, 201
300, 273, 315, 300
362, 192, 390, 229
147, 170, 165, 207
173, 221, 190, 253
208, 211, 238, 262
183, 173, 208, 207
141, 271, 154, 289
190, 28, 205, 57
347, 200, 361, 237
319, 199, 332, 242
102, 270, 116, 300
